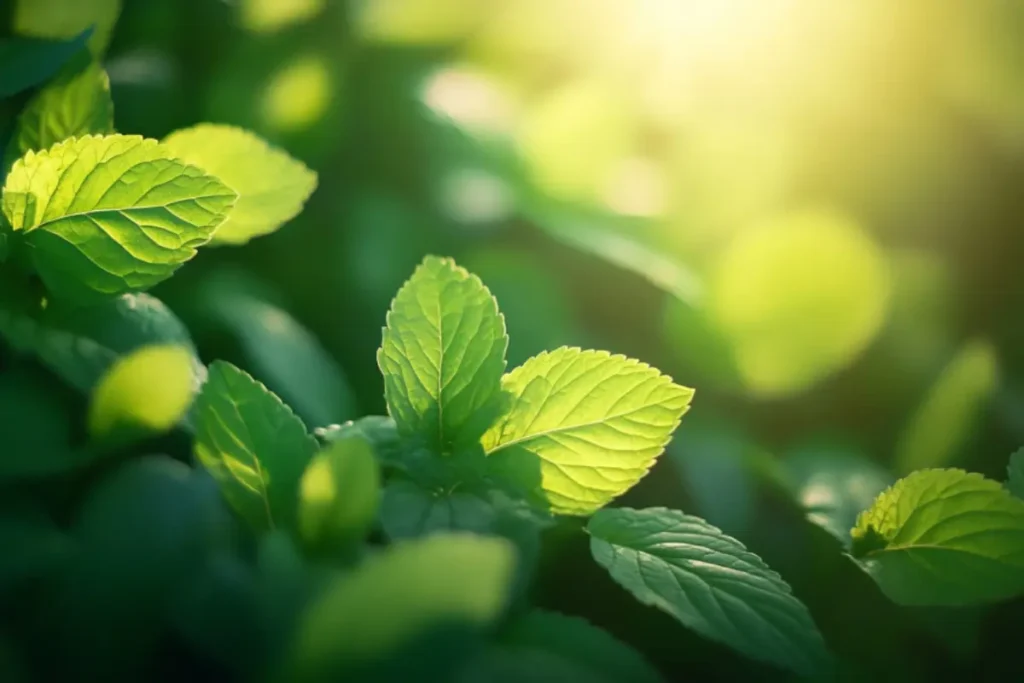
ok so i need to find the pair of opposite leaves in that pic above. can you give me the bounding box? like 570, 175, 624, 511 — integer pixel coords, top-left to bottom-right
1, 59, 316, 304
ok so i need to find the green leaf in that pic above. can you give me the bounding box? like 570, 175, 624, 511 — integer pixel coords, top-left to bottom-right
194, 361, 319, 533
0, 364, 80, 480
2, 134, 236, 302
588, 507, 831, 678
378, 255, 508, 453
380, 480, 498, 540
0, 292, 203, 405
9, 55, 114, 162
87, 344, 195, 441
163, 124, 317, 244
483, 348, 693, 516
299, 437, 381, 551
783, 446, 893, 547
894, 340, 997, 474
316, 415, 403, 468
189, 270, 356, 428
851, 468, 1024, 606
1009, 448, 1024, 499
499, 610, 665, 683
0, 500, 72, 595
14, 0, 122, 56
0, 30, 92, 98
456, 647, 609, 683
285, 534, 515, 681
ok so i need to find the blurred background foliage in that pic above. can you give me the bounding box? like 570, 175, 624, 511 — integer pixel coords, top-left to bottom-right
7, 0, 1024, 679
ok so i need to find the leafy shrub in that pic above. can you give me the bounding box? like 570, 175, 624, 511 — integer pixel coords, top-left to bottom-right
2, 4, 1024, 683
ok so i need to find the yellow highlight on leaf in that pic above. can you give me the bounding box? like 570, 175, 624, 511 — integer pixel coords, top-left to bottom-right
711, 208, 891, 397
240, 0, 324, 34
261, 56, 332, 133
88, 345, 195, 440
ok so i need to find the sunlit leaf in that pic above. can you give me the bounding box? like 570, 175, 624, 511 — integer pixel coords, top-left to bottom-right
299, 437, 381, 551
379, 256, 508, 453
163, 124, 317, 245
193, 361, 318, 533
710, 208, 891, 397
894, 340, 998, 474
588, 507, 831, 677
285, 534, 515, 681
10, 55, 113, 162
851, 468, 1024, 606
2, 134, 236, 302
356, 0, 490, 46
483, 347, 693, 515
239, 0, 324, 34
87, 344, 194, 441
14, 0, 122, 56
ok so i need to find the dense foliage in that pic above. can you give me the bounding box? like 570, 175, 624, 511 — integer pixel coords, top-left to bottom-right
2, 2, 1024, 682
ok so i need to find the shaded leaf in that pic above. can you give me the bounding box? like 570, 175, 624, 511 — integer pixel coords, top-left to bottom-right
193, 361, 319, 533
1009, 448, 1024, 499
0, 30, 92, 98
588, 507, 831, 677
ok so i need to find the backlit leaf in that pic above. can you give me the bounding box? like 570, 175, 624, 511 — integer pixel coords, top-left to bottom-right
378, 256, 508, 453
193, 361, 318, 533
483, 347, 693, 515
299, 437, 381, 551
2, 134, 236, 302
851, 468, 1024, 606
87, 344, 194, 441
588, 507, 831, 678
286, 534, 515, 681
14, 0, 122, 56
163, 124, 317, 245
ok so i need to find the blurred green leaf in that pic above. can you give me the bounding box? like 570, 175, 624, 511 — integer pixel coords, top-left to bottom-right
163, 124, 317, 245
87, 344, 195, 442
784, 446, 893, 547
456, 646, 609, 683
483, 347, 693, 516
8, 54, 113, 163
379, 255, 508, 454
588, 507, 831, 678
380, 480, 497, 540
0, 30, 92, 98
0, 364, 81, 479
851, 468, 1024, 606
709, 208, 891, 397
194, 361, 319, 534
299, 437, 381, 552
1009, 448, 1024, 499
189, 270, 357, 429
239, 0, 325, 35
2, 134, 236, 303
284, 534, 515, 682
894, 339, 998, 474
499, 610, 665, 683
0, 500, 72, 595
14, 0, 122, 56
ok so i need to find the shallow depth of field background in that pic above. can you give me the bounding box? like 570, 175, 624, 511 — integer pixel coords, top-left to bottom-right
106, 0, 1022, 678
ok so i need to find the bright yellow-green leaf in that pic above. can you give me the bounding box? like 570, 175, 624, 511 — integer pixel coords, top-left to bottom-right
378, 256, 508, 453
14, 0, 122, 56
851, 468, 1024, 606
711, 208, 891, 397
239, 0, 324, 34
2, 135, 236, 303
87, 344, 195, 440
894, 340, 998, 474
299, 437, 381, 551
261, 56, 332, 133
194, 361, 318, 533
163, 124, 317, 245
356, 0, 491, 46
483, 347, 693, 516
588, 507, 831, 678
286, 534, 515, 681
11, 57, 113, 161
